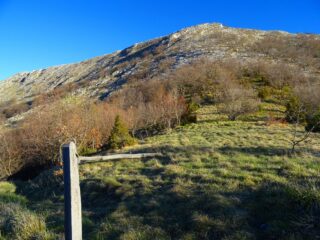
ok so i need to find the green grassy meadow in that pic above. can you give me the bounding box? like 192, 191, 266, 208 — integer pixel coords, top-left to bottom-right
1, 105, 320, 239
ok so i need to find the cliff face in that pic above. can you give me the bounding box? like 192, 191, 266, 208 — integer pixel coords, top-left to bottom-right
0, 23, 319, 105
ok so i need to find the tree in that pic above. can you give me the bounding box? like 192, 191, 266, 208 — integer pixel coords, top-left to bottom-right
108, 115, 136, 149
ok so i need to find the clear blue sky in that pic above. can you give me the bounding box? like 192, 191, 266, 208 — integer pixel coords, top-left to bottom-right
1, 0, 320, 80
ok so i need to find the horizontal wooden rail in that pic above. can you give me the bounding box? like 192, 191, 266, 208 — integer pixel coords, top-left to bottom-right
78, 153, 163, 164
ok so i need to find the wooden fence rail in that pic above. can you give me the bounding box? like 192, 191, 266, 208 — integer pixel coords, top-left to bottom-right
62, 142, 161, 240
79, 153, 162, 163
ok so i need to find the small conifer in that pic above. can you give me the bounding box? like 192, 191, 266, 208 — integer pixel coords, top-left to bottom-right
108, 115, 136, 149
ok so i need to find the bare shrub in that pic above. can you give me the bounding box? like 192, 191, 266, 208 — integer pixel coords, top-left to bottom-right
217, 82, 260, 121
0, 131, 24, 179
253, 33, 291, 58
241, 60, 304, 89
285, 82, 320, 153
0, 81, 188, 178
19, 96, 123, 165
166, 58, 242, 103
253, 33, 320, 69
263, 63, 303, 88
109, 79, 187, 134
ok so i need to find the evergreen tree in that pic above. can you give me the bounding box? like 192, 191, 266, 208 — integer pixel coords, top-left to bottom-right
108, 115, 136, 149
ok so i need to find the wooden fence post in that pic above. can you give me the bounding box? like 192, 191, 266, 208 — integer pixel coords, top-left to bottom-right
62, 142, 82, 240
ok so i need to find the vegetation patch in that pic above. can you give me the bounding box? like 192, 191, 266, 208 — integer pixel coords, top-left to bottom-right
0, 104, 319, 239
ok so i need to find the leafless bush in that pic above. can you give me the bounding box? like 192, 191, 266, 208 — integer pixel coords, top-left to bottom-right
0, 81, 188, 179
109, 80, 187, 133
286, 82, 320, 153
217, 81, 260, 120
0, 130, 24, 179
166, 58, 242, 103
19, 97, 123, 165
241, 60, 305, 88
253, 33, 320, 69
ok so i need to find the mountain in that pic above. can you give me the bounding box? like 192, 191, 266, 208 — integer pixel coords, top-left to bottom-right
0, 23, 319, 105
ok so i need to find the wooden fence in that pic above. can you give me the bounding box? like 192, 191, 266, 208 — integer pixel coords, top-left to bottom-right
62, 142, 162, 240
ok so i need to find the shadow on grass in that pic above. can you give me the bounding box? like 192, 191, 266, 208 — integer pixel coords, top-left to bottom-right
87, 178, 320, 239
219, 146, 289, 156
89, 181, 253, 239
11, 144, 320, 239
132, 144, 215, 156
218, 145, 320, 157
247, 180, 320, 240
129, 143, 319, 157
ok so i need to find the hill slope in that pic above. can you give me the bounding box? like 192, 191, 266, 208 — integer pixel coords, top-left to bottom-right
1, 23, 319, 106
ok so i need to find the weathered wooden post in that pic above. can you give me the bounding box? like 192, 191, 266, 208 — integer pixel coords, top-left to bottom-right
62, 142, 82, 240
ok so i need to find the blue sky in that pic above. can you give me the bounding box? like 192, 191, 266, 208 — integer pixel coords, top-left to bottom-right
0, 0, 319, 80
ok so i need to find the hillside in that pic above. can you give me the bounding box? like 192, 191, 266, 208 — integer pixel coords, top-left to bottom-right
0, 23, 319, 107
0, 105, 320, 239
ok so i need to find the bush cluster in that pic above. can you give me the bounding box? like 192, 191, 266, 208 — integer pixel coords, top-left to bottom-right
0, 82, 188, 179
